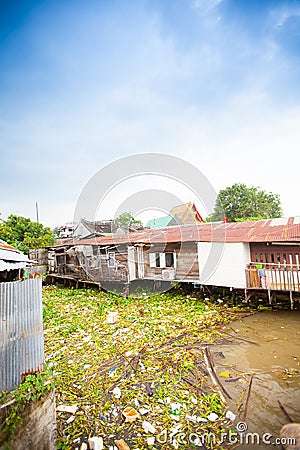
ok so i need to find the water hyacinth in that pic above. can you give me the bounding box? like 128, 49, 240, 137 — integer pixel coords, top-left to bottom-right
42, 286, 247, 449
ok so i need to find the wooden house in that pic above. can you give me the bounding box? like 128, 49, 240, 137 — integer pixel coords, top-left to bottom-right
47, 217, 300, 306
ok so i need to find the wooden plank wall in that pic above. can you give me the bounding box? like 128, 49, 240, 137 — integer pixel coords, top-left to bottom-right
52, 241, 200, 283
250, 243, 300, 267
143, 242, 199, 280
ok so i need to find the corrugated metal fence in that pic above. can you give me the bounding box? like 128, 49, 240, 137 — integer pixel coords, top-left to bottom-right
0, 278, 44, 392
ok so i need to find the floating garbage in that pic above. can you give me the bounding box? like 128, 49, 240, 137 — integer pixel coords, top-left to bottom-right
112, 386, 122, 399
66, 415, 75, 424
88, 436, 104, 450
122, 406, 139, 423
170, 415, 181, 422
171, 402, 182, 410
170, 424, 183, 438
207, 412, 219, 421
43, 286, 247, 449
190, 396, 198, 404
56, 404, 78, 414
186, 414, 197, 423
146, 436, 155, 446
197, 417, 208, 423
219, 371, 231, 378
107, 311, 119, 324
226, 410, 236, 421
142, 420, 157, 434
115, 438, 131, 450
139, 407, 151, 415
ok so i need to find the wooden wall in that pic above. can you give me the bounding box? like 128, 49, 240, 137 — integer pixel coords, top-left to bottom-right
52, 245, 128, 282
143, 242, 199, 280
250, 243, 300, 268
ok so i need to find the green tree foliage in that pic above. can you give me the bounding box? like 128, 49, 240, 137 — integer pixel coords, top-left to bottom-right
207, 183, 283, 222
115, 212, 143, 229
0, 214, 55, 253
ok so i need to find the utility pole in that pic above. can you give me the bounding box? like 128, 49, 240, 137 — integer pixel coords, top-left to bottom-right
35, 202, 39, 223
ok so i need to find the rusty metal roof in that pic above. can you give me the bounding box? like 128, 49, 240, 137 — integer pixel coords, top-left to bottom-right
59, 217, 300, 248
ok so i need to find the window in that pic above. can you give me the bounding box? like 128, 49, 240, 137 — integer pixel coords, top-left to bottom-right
149, 252, 176, 268
149, 253, 157, 268
265, 254, 269, 263
149, 253, 159, 268
108, 251, 115, 267
271, 253, 275, 264
296, 254, 299, 270
165, 252, 175, 268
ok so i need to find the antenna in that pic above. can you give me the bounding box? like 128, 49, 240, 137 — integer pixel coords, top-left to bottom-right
35, 202, 39, 223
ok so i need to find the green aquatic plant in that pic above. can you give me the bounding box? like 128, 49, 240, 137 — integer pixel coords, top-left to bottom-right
42, 286, 244, 449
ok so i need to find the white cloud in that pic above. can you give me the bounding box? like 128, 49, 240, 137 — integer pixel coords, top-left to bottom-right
271, 5, 300, 29
193, 0, 223, 12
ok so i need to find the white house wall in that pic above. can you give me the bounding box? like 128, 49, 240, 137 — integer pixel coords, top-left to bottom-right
198, 242, 250, 289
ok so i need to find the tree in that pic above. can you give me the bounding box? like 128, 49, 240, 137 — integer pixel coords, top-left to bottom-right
0, 214, 55, 253
115, 212, 143, 229
207, 183, 282, 222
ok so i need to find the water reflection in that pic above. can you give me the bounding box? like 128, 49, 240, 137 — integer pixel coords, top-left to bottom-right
214, 310, 300, 449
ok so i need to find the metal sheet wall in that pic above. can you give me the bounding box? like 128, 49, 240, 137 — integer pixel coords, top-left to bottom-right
0, 278, 44, 392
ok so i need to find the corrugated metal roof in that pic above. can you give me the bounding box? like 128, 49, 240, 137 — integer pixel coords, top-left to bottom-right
0, 248, 29, 263
54, 217, 300, 248
0, 261, 27, 272
0, 240, 29, 270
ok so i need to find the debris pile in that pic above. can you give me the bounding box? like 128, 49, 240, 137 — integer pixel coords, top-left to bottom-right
43, 286, 249, 449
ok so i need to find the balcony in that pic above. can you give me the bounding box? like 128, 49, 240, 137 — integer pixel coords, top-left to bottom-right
246, 263, 300, 292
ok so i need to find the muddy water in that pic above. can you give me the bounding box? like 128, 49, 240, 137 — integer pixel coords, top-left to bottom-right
213, 310, 300, 449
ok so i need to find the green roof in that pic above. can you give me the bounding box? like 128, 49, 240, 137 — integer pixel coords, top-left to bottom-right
146, 215, 173, 229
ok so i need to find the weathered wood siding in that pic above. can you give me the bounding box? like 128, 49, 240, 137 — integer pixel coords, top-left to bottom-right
250, 243, 300, 268
143, 242, 199, 280
92, 247, 128, 282
176, 242, 199, 280
52, 245, 128, 282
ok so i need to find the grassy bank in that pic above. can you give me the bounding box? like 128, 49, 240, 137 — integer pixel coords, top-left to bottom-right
42, 286, 247, 449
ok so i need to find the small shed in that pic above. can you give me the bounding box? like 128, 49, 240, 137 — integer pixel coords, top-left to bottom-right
0, 240, 30, 282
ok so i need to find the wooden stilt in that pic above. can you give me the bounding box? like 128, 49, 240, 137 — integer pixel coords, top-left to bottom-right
290, 291, 294, 310
267, 289, 272, 305
231, 290, 236, 306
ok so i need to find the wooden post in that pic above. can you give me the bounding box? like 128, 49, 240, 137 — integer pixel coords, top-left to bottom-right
123, 282, 129, 299
267, 289, 272, 305
290, 291, 294, 310
231, 290, 236, 306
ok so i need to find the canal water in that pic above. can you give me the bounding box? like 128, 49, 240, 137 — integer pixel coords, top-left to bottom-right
213, 310, 300, 449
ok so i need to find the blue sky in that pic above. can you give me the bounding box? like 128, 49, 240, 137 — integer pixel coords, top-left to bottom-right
1, 0, 300, 227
